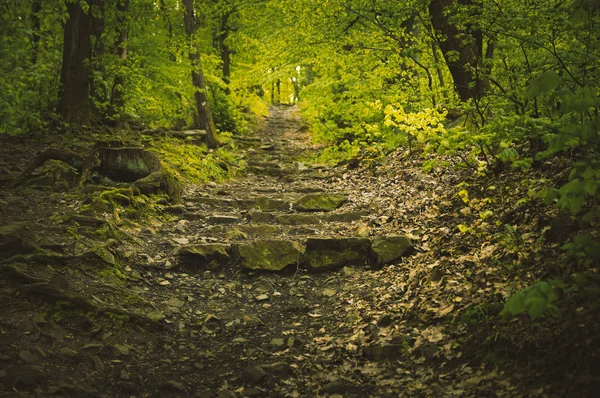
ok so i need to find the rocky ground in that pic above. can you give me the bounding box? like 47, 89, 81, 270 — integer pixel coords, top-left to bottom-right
0, 106, 598, 397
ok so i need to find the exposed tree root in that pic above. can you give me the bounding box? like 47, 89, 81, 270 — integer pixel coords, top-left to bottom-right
13, 144, 182, 202
0, 264, 157, 327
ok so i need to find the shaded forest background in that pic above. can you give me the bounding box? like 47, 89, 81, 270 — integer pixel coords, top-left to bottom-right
1, 0, 599, 344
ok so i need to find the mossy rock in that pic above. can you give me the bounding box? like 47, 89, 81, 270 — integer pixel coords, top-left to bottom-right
303, 237, 371, 270
295, 194, 348, 212
179, 244, 231, 267
132, 167, 182, 204
370, 235, 413, 265
236, 240, 303, 271
0, 222, 37, 260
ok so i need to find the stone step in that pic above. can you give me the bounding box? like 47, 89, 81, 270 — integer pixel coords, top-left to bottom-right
178, 235, 414, 272
247, 211, 367, 225
184, 193, 349, 213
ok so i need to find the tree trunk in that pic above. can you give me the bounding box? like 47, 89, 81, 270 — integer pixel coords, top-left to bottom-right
215, 11, 232, 90
182, 0, 220, 149
110, 0, 130, 116
57, 1, 96, 123
31, 0, 42, 64
429, 0, 485, 102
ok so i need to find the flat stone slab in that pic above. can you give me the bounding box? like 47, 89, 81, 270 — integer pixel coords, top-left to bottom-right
236, 240, 303, 271
207, 215, 241, 224
238, 197, 289, 211
179, 244, 231, 267
275, 214, 321, 225
295, 193, 347, 212
303, 237, 371, 270
248, 211, 275, 223
370, 235, 413, 265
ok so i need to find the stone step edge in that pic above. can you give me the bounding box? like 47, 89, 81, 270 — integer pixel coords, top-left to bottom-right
178, 235, 413, 272
183, 193, 349, 213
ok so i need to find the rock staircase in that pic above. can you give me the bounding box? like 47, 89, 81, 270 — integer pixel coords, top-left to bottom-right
161, 106, 413, 273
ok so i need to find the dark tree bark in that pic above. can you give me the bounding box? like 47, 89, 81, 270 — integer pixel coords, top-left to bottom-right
182, 0, 220, 149
57, 0, 104, 124
110, 0, 130, 115
214, 10, 233, 90
31, 0, 42, 64
429, 0, 486, 102
58, 1, 94, 123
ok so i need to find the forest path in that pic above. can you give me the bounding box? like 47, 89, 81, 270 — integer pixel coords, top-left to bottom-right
127, 106, 416, 397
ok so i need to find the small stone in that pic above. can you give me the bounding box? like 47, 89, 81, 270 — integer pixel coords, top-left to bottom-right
113, 344, 131, 356
159, 280, 171, 286
323, 288, 336, 297
92, 355, 105, 372
18, 350, 35, 363
241, 365, 267, 384
242, 387, 263, 397
58, 348, 78, 359
363, 344, 404, 361
147, 310, 166, 322
269, 338, 286, 348
120, 369, 130, 380
261, 362, 291, 376
166, 298, 185, 308
377, 314, 393, 327
160, 380, 187, 393
321, 381, 354, 394
32, 313, 47, 325
173, 237, 190, 245
255, 294, 269, 302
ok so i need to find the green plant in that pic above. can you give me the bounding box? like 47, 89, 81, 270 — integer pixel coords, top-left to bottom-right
502, 281, 561, 320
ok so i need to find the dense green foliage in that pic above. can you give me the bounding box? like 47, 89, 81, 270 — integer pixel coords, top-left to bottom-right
1, 0, 598, 318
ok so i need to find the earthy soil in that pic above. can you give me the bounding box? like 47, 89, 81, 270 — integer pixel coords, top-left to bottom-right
0, 106, 598, 397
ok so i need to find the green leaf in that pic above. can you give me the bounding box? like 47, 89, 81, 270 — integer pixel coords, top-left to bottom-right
526, 296, 547, 320
503, 292, 525, 316
526, 71, 561, 98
